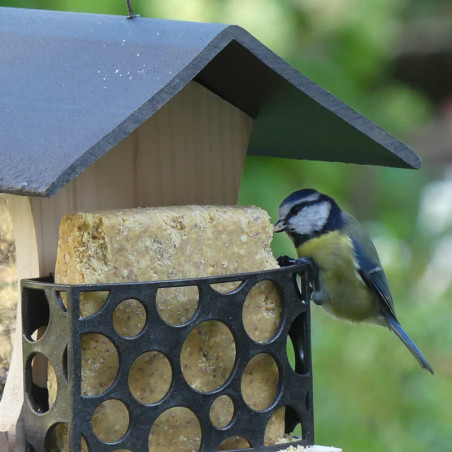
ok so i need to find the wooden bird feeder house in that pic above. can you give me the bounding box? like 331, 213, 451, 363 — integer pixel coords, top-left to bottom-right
0, 6, 421, 452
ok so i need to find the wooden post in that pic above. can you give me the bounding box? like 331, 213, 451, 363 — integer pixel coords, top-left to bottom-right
0, 195, 40, 452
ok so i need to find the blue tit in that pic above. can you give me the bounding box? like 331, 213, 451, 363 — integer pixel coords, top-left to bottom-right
274, 188, 433, 374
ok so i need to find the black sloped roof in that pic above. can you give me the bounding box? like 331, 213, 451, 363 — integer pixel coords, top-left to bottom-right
0, 7, 421, 197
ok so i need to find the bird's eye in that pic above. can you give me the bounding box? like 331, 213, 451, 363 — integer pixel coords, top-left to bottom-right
289, 204, 304, 217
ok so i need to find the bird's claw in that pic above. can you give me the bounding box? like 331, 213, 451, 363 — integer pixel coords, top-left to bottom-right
276, 255, 320, 292
276, 255, 297, 267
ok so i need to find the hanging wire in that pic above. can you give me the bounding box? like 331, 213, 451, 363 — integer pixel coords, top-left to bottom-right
126, 0, 135, 19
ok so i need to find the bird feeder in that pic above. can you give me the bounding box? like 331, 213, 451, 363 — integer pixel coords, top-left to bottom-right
0, 6, 421, 452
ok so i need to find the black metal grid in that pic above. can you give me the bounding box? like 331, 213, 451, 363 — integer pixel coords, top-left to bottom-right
22, 261, 314, 451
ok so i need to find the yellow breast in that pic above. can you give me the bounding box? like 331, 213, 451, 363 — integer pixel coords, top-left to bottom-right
297, 231, 378, 321
298, 231, 354, 273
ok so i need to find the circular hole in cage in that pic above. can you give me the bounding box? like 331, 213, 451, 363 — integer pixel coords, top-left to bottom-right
81, 333, 119, 396
286, 405, 304, 441
92, 399, 129, 443
113, 298, 146, 337
210, 280, 242, 293
181, 320, 236, 392
31, 326, 47, 342
218, 436, 251, 450
241, 353, 279, 411
79, 291, 109, 318
286, 335, 296, 372
129, 351, 172, 404
294, 273, 303, 300
44, 423, 88, 451
25, 352, 55, 414
264, 406, 292, 445
22, 288, 49, 342
289, 420, 303, 440
47, 357, 58, 410
210, 395, 234, 428
288, 313, 308, 375
156, 286, 198, 325
148, 407, 201, 451
242, 280, 282, 343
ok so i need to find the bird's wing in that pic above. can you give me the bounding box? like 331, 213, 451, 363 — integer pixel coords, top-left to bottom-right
360, 263, 398, 321
342, 213, 398, 320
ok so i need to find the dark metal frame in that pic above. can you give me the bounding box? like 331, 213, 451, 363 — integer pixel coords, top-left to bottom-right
22, 261, 314, 451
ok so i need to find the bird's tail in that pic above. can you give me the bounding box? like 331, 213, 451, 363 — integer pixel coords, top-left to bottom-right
388, 316, 434, 374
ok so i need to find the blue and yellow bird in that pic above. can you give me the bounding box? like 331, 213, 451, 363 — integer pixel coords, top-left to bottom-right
274, 188, 433, 374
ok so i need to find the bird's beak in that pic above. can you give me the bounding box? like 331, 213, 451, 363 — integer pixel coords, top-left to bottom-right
274, 220, 287, 233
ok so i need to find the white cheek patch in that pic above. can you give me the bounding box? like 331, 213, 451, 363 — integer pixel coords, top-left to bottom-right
290, 201, 331, 235
278, 203, 295, 222
278, 192, 321, 219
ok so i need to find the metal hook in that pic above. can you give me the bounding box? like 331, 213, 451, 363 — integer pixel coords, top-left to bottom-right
126, 0, 135, 19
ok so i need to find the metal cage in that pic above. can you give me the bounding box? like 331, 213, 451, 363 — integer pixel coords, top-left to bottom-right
22, 261, 314, 451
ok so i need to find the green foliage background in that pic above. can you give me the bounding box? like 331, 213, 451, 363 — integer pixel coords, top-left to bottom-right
2, 1, 451, 450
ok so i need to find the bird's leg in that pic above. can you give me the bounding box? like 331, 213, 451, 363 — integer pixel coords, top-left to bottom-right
296, 257, 319, 292
277, 255, 320, 294
311, 289, 328, 305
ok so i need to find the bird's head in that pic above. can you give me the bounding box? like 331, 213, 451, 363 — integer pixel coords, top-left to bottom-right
274, 188, 343, 246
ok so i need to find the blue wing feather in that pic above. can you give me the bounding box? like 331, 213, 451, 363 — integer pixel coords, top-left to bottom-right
343, 213, 398, 320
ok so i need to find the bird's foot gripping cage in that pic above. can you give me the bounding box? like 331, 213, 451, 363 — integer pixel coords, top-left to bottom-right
22, 260, 314, 452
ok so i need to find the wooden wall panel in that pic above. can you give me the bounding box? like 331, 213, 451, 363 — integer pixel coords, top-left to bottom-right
29, 81, 253, 276
134, 80, 253, 206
